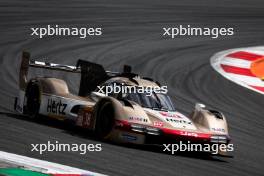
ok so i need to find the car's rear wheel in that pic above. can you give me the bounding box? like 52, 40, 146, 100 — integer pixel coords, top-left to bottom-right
25, 82, 40, 118
95, 101, 115, 139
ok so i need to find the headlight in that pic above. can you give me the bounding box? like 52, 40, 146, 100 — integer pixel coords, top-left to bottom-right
131, 124, 144, 133
210, 135, 227, 143
130, 125, 160, 135
146, 127, 160, 135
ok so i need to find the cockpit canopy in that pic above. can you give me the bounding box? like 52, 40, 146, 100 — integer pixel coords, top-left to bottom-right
124, 92, 175, 112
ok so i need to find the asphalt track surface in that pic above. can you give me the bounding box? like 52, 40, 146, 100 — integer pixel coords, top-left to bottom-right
0, 0, 264, 176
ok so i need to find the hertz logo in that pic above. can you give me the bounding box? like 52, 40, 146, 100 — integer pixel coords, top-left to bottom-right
47, 99, 67, 115
166, 118, 192, 125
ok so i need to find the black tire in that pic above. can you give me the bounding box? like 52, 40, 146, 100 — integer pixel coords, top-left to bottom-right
95, 101, 115, 139
25, 82, 40, 118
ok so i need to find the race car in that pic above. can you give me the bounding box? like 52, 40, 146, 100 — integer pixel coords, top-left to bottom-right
14, 51, 231, 156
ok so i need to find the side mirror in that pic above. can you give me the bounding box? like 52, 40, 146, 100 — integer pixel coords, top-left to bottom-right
195, 103, 206, 111
91, 91, 106, 101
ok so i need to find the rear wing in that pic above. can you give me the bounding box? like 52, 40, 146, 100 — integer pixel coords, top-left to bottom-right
19, 52, 81, 90
19, 51, 136, 96
19, 51, 110, 96
29, 60, 80, 73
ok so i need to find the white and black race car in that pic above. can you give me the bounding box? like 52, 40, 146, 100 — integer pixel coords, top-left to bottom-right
14, 51, 231, 156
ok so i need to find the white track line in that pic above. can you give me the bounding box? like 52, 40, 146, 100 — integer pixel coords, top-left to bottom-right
0, 151, 106, 176
221, 57, 251, 69
225, 73, 264, 87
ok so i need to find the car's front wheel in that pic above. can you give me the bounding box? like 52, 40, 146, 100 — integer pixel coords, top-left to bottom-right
94, 101, 115, 139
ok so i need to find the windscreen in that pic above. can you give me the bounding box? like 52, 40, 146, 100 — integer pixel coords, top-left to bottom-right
125, 92, 175, 111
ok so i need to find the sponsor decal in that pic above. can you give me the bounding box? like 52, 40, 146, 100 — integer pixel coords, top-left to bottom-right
153, 121, 164, 127
76, 109, 93, 128
165, 118, 192, 125
160, 112, 181, 118
211, 127, 225, 133
47, 99, 67, 115
128, 116, 148, 122
180, 131, 198, 137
